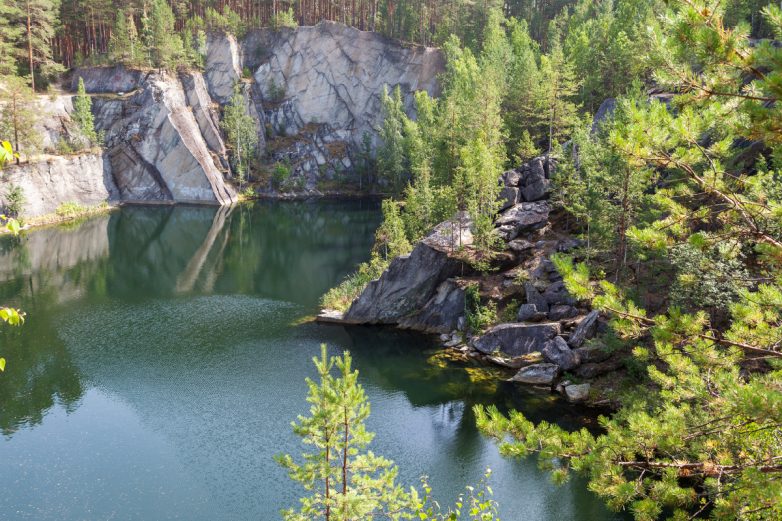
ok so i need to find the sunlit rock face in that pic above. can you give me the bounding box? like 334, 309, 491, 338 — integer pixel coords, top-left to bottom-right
206, 22, 444, 186
81, 69, 237, 205
0, 153, 118, 217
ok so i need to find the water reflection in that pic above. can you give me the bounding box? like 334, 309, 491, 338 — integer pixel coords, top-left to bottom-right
0, 201, 621, 521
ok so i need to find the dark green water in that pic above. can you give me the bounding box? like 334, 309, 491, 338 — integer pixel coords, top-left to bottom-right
0, 201, 621, 520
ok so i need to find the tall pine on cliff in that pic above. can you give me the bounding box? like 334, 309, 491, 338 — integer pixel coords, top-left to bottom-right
72, 77, 97, 146
477, 3, 782, 519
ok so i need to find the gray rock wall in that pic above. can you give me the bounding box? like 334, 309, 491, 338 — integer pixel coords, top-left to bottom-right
0, 153, 118, 217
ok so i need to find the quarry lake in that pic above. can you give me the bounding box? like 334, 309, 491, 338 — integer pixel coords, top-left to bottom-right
0, 201, 620, 520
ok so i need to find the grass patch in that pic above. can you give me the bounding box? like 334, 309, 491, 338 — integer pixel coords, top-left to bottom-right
24, 201, 113, 229
320, 254, 388, 312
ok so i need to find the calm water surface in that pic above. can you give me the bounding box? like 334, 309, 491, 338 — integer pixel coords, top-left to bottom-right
0, 201, 622, 520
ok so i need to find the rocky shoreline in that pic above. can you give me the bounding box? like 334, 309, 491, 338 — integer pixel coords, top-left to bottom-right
318, 155, 627, 405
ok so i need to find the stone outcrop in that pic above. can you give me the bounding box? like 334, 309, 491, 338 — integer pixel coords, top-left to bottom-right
237, 22, 444, 187
7, 23, 444, 215
87, 70, 237, 205
0, 153, 118, 217
344, 218, 471, 326
473, 322, 560, 357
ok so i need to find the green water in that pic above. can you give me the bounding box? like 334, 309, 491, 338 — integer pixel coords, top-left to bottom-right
0, 201, 621, 520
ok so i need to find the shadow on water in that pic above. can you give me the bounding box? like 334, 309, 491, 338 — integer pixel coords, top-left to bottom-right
0, 200, 626, 521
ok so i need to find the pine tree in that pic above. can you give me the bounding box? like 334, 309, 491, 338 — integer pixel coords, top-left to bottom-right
108, 11, 131, 63
0, 75, 41, 160
72, 77, 97, 146
376, 85, 407, 193
537, 39, 580, 152
148, 0, 183, 70
19, 0, 63, 90
0, 0, 23, 77
277, 345, 414, 521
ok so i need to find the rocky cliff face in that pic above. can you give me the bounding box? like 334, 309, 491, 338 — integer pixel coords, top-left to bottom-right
1, 23, 443, 216
208, 22, 444, 188
76, 67, 237, 205
0, 153, 118, 217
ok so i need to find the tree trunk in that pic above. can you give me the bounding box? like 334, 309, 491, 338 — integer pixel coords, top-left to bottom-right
27, 1, 34, 91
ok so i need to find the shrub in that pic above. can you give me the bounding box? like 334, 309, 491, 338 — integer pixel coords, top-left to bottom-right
321, 253, 387, 312
272, 161, 291, 189
267, 78, 285, 101
465, 283, 497, 332
55, 201, 87, 218
272, 8, 297, 29
4, 185, 24, 217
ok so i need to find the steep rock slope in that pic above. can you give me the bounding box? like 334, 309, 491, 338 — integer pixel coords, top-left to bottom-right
75, 67, 237, 205
0, 153, 117, 217
207, 22, 444, 186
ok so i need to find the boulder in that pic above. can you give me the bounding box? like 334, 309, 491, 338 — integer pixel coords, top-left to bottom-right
501, 169, 522, 187
507, 239, 534, 253
509, 363, 560, 385
543, 280, 576, 307
516, 303, 541, 322
541, 336, 581, 371
519, 157, 551, 202
473, 322, 560, 357
568, 310, 599, 348
564, 383, 591, 402
344, 219, 471, 325
399, 279, 465, 334
524, 282, 549, 312
495, 202, 550, 241
549, 304, 579, 320
498, 186, 519, 211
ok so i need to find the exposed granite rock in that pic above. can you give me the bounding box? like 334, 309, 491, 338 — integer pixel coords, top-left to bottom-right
509, 363, 559, 385
499, 186, 519, 211
564, 383, 591, 402
518, 156, 552, 202
344, 218, 471, 325
86, 69, 237, 205
399, 279, 465, 334
70, 66, 146, 93
575, 358, 624, 379
473, 322, 560, 357
568, 310, 599, 348
241, 22, 444, 181
541, 336, 581, 371
204, 33, 243, 104
517, 303, 542, 321
549, 304, 579, 320
0, 153, 118, 217
495, 202, 550, 241
574, 343, 611, 364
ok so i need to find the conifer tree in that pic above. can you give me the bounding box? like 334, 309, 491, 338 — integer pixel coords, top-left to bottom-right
277, 345, 414, 521
19, 0, 62, 90
376, 85, 407, 193
72, 77, 97, 146
0, 75, 41, 160
108, 11, 131, 63
0, 0, 23, 77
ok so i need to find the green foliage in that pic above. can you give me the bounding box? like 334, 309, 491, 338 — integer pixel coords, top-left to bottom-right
55, 201, 88, 218
272, 8, 298, 29
0, 75, 41, 159
465, 284, 497, 333
0, 140, 24, 374
147, 0, 185, 69
277, 345, 415, 520
476, 5, 782, 520
374, 199, 412, 260
72, 77, 97, 145
4, 184, 24, 217
220, 84, 259, 187
266, 77, 285, 101
377, 85, 408, 193
272, 161, 292, 189
320, 253, 388, 312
